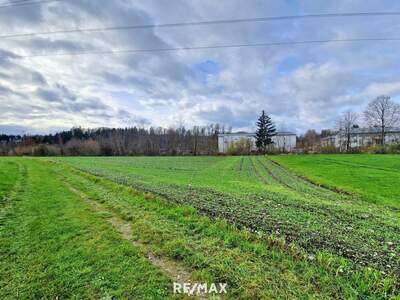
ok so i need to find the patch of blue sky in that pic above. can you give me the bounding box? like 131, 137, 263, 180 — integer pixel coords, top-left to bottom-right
192, 60, 220, 84
277, 56, 301, 75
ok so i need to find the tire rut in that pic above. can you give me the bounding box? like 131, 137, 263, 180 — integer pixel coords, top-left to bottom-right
259, 157, 348, 201
64, 182, 208, 300
0, 162, 27, 227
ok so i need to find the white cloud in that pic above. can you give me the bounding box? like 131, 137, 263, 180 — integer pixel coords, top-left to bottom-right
1, 0, 400, 134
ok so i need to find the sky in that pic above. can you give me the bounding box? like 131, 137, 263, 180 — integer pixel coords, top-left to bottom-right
1, 0, 400, 135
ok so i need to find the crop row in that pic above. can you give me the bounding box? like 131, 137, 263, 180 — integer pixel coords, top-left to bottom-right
55, 162, 398, 298
63, 159, 400, 276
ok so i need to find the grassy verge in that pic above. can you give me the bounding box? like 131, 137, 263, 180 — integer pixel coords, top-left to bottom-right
0, 159, 174, 299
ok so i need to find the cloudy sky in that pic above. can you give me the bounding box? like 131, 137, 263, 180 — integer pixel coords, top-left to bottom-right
1, 0, 400, 135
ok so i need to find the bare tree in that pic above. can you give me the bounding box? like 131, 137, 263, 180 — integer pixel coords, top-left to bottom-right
301, 129, 320, 151
337, 111, 358, 152
364, 95, 400, 146
1, 124, 223, 156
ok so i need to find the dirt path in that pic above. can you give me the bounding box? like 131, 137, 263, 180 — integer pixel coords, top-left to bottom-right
64, 182, 208, 300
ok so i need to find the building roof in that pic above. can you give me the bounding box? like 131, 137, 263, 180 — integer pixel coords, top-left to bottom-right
349, 127, 400, 134
327, 127, 400, 137
218, 131, 296, 137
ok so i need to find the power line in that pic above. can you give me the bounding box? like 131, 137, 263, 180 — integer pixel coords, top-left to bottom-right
1, 11, 400, 39
0, 0, 60, 9
10, 37, 400, 59
0, 0, 32, 5
0, 0, 59, 7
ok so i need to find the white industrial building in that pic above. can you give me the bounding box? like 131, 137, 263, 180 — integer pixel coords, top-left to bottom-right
322, 127, 400, 150
218, 132, 297, 153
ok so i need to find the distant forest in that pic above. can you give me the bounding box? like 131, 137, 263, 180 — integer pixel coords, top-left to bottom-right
0, 124, 228, 156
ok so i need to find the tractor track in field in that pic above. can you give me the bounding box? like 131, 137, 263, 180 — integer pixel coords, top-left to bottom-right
0, 162, 27, 228
258, 157, 352, 202
237, 157, 244, 171
254, 156, 290, 188
62, 179, 208, 300
248, 156, 269, 184
269, 158, 400, 213
315, 157, 400, 173
269, 158, 355, 196
53, 160, 400, 277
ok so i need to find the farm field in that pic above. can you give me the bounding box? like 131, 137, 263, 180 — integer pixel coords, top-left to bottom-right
271, 154, 400, 208
0, 155, 399, 299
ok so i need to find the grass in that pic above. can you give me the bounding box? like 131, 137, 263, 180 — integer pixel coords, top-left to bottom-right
0, 159, 20, 200
1, 156, 399, 298
0, 159, 173, 299
271, 154, 400, 208
54, 156, 400, 276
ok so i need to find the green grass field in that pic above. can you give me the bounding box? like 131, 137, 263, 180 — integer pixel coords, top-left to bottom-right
0, 155, 399, 299
271, 154, 400, 208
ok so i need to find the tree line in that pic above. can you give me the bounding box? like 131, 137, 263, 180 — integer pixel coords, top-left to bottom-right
0, 124, 229, 156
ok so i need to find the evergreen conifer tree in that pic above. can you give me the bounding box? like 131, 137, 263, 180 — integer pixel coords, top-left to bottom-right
255, 110, 276, 153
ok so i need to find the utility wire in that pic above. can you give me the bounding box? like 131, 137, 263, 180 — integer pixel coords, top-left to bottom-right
0, 0, 60, 8
0, 0, 32, 4
10, 37, 400, 59
1, 12, 400, 39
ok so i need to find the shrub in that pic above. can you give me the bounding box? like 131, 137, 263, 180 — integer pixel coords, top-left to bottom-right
362, 145, 385, 154
320, 145, 340, 154
387, 143, 400, 154
361, 144, 400, 154
65, 138, 101, 156
32, 144, 61, 156
227, 138, 252, 155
